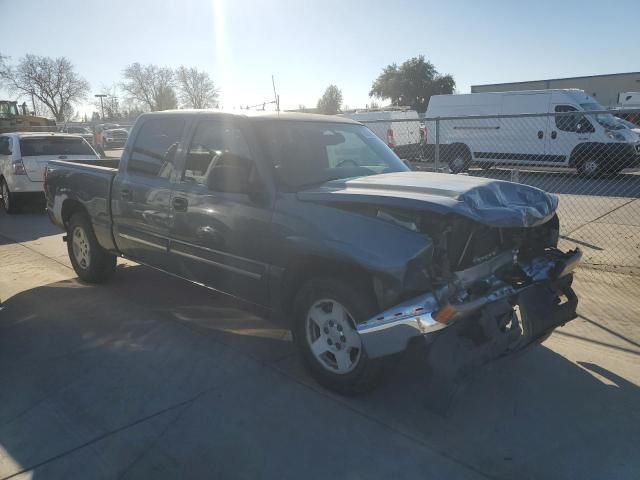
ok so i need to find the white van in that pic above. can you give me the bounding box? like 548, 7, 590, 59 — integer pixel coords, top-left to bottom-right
343, 110, 422, 160
425, 89, 640, 176
619, 92, 640, 107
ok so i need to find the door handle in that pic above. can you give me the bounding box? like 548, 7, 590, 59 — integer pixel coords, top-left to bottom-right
537, 130, 544, 139
120, 189, 133, 201
551, 131, 557, 139
172, 197, 188, 212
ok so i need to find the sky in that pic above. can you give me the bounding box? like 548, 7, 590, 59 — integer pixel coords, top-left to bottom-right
1, 0, 639, 117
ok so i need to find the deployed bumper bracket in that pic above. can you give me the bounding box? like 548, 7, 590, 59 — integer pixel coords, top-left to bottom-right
358, 248, 581, 359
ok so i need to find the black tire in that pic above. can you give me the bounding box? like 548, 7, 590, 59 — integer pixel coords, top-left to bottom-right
291, 276, 395, 395
0, 178, 18, 215
67, 212, 117, 283
1, 178, 18, 214
576, 157, 603, 178
448, 145, 472, 174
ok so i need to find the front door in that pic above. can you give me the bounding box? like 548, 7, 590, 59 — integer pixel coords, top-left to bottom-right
168, 118, 273, 305
112, 116, 187, 270
546, 104, 593, 166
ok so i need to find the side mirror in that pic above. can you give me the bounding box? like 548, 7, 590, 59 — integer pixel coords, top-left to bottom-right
576, 118, 593, 134
402, 159, 413, 170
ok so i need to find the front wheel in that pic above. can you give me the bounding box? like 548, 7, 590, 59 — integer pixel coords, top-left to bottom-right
67, 212, 117, 283
576, 158, 603, 178
291, 277, 395, 395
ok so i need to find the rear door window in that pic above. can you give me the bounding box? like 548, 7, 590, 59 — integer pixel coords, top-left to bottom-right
128, 118, 185, 178
19, 137, 95, 156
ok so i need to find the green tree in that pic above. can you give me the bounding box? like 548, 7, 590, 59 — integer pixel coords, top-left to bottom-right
317, 85, 343, 115
369, 55, 455, 112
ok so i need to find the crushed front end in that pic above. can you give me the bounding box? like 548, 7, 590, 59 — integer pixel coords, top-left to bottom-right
358, 213, 580, 359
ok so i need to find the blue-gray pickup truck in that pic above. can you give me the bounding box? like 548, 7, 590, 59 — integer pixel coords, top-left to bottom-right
45, 110, 580, 394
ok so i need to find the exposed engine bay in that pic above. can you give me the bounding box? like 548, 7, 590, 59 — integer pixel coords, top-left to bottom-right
356, 209, 580, 360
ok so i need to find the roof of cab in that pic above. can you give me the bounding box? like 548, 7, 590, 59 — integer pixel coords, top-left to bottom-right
140, 109, 360, 124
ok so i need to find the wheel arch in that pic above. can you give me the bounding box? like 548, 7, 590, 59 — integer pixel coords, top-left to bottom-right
61, 198, 90, 229
446, 142, 472, 160
280, 255, 378, 321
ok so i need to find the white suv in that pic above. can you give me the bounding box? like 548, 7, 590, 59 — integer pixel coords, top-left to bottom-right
0, 132, 99, 213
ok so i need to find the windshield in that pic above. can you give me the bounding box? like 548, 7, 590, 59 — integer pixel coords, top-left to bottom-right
20, 136, 96, 156
580, 102, 625, 130
253, 121, 408, 190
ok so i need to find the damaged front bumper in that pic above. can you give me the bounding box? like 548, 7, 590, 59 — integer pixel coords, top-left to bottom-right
357, 248, 581, 358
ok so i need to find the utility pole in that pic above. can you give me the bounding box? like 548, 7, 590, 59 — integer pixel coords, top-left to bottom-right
272, 75, 280, 112
30, 89, 36, 115
94, 93, 107, 120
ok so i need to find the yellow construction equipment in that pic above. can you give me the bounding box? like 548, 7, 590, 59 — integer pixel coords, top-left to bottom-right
0, 100, 56, 132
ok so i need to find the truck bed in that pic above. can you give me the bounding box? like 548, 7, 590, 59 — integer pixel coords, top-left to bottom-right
45, 158, 120, 252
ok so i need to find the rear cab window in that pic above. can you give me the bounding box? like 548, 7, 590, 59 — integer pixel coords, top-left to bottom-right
19, 136, 95, 156
128, 118, 185, 178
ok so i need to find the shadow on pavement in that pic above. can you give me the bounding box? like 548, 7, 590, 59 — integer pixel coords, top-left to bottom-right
0, 207, 61, 244
0, 264, 638, 479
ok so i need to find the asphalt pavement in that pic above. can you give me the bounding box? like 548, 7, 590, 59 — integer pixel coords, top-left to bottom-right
1, 206, 639, 479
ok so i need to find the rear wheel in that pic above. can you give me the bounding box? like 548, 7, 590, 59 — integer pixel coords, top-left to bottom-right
0, 178, 17, 214
448, 145, 471, 174
67, 212, 117, 283
291, 277, 395, 395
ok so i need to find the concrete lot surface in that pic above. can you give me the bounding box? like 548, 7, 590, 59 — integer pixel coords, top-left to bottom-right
1, 210, 639, 480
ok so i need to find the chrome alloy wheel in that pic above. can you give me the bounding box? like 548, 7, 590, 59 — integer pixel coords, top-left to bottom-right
72, 225, 91, 269
305, 298, 363, 374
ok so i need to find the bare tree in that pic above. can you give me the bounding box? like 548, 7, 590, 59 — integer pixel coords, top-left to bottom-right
175, 66, 219, 109
121, 63, 177, 111
0, 54, 90, 121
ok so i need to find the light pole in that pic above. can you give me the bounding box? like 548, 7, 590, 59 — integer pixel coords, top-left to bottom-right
94, 94, 107, 120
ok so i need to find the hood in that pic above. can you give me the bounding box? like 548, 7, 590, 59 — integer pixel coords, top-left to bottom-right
297, 172, 558, 228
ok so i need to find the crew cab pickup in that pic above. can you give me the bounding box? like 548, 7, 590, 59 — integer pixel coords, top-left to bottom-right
45, 111, 580, 395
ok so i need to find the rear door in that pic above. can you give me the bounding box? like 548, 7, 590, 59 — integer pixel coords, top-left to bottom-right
18, 136, 98, 182
496, 93, 550, 165
112, 116, 187, 270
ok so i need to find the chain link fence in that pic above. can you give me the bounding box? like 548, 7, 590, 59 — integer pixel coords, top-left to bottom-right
360, 108, 640, 302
